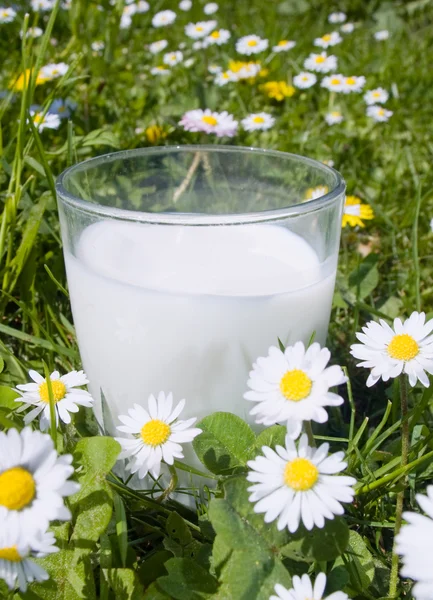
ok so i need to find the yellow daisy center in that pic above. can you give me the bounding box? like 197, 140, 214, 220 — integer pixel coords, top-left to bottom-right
33, 114, 44, 125
302, 76, 309, 81
284, 457, 319, 491
196, 26, 203, 31
315, 56, 326, 63
280, 369, 312, 402
373, 91, 381, 97
322, 34, 332, 41
39, 380, 67, 403
247, 39, 258, 46
210, 30, 220, 38
278, 40, 288, 46
387, 334, 419, 361
0, 467, 36, 510
0, 546, 22, 562
202, 115, 218, 126
330, 77, 341, 85
253, 116, 265, 123
378, 108, 385, 116
346, 77, 356, 85
141, 419, 171, 446
1, 10, 9, 17
331, 111, 341, 117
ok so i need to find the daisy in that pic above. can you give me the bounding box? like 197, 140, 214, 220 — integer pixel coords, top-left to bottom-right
23, 26, 43, 38
314, 31, 342, 48
16, 369, 93, 429
325, 110, 344, 125
272, 40, 296, 52
204, 2, 218, 14
328, 12, 346, 24
150, 65, 170, 75
0, 427, 79, 534
149, 39, 168, 54
342, 195, 374, 227
38, 62, 69, 81
214, 70, 237, 86
29, 111, 61, 132
152, 10, 177, 27
120, 14, 132, 28
0, 515, 58, 592
271, 573, 349, 600
163, 51, 183, 66
0, 7, 16, 22
396, 486, 433, 600
31, 0, 55, 10
179, 109, 238, 137
179, 0, 192, 9
234, 61, 262, 80
48, 98, 76, 119
192, 41, 204, 50
247, 434, 356, 533
303, 51, 337, 73
236, 34, 269, 55
115, 392, 201, 479
245, 343, 346, 438
185, 20, 216, 39
184, 58, 195, 68
321, 73, 345, 92
260, 81, 295, 101
293, 72, 317, 89
374, 30, 389, 40
91, 40, 105, 52
208, 64, 222, 74
341, 23, 355, 33
305, 185, 329, 199
364, 87, 389, 104
136, 0, 149, 13
342, 75, 366, 93
204, 28, 230, 46
366, 105, 393, 122
241, 112, 275, 131
350, 312, 433, 387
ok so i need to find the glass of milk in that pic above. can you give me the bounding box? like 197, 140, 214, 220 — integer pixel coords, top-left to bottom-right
56, 146, 345, 434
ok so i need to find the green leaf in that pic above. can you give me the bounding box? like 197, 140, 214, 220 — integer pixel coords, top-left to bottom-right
138, 551, 173, 588
335, 531, 375, 594
193, 412, 256, 475
157, 558, 218, 600
104, 569, 143, 600
300, 518, 349, 562
254, 425, 286, 450
142, 584, 172, 600
348, 254, 379, 300
114, 493, 128, 567
0, 385, 20, 410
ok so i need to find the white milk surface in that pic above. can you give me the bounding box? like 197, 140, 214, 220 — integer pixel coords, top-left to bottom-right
65, 221, 337, 432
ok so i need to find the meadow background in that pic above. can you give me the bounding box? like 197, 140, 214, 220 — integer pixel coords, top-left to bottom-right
0, 0, 433, 598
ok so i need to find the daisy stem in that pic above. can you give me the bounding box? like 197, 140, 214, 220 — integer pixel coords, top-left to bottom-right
157, 464, 178, 503
304, 421, 316, 447
388, 374, 409, 598
43, 361, 57, 450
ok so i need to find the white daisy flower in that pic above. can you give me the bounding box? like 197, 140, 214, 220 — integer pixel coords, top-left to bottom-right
163, 51, 183, 66
150, 65, 171, 75
236, 34, 269, 55
314, 31, 342, 48
204, 28, 230, 46
396, 485, 433, 600
293, 72, 317, 89
374, 29, 389, 40
364, 87, 389, 105
303, 51, 337, 73
179, 108, 238, 137
271, 573, 349, 600
136, 0, 149, 13
0, 514, 58, 592
305, 185, 329, 199
208, 64, 222, 74
91, 40, 105, 52
120, 14, 132, 28
115, 392, 201, 479
321, 73, 345, 92
350, 312, 433, 387
149, 39, 168, 54
29, 111, 61, 132
0, 7, 16, 22
204, 2, 218, 14
184, 58, 195, 68
342, 75, 366, 93
366, 105, 393, 122
39, 62, 69, 80
23, 26, 43, 38
123, 4, 137, 17
244, 342, 346, 439
341, 22, 355, 33
192, 41, 204, 50
328, 11, 346, 23
185, 20, 216, 39
247, 434, 356, 533
179, 0, 192, 9
152, 10, 177, 27
236, 62, 261, 79
0, 427, 79, 535
325, 111, 344, 125
214, 70, 237, 86
272, 40, 296, 52
31, 0, 55, 10
16, 369, 93, 429
241, 112, 275, 131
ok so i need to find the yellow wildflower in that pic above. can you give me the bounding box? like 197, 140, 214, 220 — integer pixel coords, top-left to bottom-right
10, 69, 47, 92
342, 196, 374, 228
260, 81, 295, 101
145, 125, 167, 144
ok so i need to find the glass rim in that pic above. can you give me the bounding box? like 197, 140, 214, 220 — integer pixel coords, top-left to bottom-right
56, 145, 346, 225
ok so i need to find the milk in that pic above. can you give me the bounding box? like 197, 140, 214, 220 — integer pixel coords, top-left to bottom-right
64, 221, 337, 432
